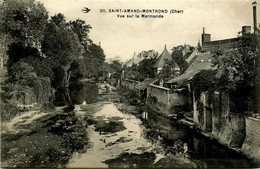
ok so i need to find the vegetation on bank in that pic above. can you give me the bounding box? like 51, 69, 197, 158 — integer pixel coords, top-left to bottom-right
0, 0, 119, 121
192, 34, 260, 114
1, 110, 88, 168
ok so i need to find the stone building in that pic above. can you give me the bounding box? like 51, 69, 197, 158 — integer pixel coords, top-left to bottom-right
125, 50, 158, 67
201, 26, 251, 52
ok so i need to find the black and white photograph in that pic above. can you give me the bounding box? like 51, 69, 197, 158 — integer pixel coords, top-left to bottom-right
0, 0, 260, 168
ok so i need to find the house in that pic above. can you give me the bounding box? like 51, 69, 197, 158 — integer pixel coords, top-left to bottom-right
201, 26, 251, 52
165, 26, 256, 149
185, 48, 200, 66
166, 53, 214, 88
125, 52, 143, 67
125, 50, 158, 67
153, 45, 180, 75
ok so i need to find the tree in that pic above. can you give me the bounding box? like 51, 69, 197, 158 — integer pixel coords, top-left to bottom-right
0, 0, 48, 43
110, 60, 122, 73
172, 49, 188, 74
42, 22, 83, 68
68, 19, 92, 47
83, 43, 105, 79
50, 13, 66, 29
212, 34, 257, 92
193, 34, 260, 114
137, 57, 157, 80
20, 56, 53, 78
158, 58, 179, 82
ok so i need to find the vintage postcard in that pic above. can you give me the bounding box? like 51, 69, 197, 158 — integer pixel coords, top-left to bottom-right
0, 0, 260, 168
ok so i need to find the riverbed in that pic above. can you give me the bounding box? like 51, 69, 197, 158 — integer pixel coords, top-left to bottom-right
68, 103, 169, 168
67, 98, 258, 168
1, 90, 258, 168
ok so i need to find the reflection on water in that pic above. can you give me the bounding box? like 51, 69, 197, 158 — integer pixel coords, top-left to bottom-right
141, 107, 258, 168
142, 111, 148, 120
68, 101, 258, 168
70, 81, 98, 104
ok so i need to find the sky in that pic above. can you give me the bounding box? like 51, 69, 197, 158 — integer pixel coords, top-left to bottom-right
39, 0, 259, 62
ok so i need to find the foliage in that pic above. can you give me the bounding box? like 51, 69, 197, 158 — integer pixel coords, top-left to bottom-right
3, 61, 39, 107
124, 57, 156, 81
0, 0, 48, 43
124, 64, 143, 81
50, 13, 66, 28
83, 43, 106, 79
42, 22, 83, 68
21, 56, 53, 78
69, 58, 86, 81
171, 49, 188, 74
137, 57, 157, 80
68, 19, 92, 47
0, 0, 109, 118
6, 42, 41, 73
193, 34, 259, 114
212, 34, 258, 92
109, 60, 122, 73
192, 70, 217, 101
9, 61, 37, 85
159, 58, 179, 82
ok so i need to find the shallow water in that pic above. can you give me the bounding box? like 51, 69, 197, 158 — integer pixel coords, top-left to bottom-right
68, 103, 165, 168
67, 102, 258, 168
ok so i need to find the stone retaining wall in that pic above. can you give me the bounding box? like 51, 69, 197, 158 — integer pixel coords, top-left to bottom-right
242, 117, 260, 161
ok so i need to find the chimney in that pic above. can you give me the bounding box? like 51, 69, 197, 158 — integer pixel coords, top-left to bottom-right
201, 27, 211, 46
252, 1, 258, 34
99, 42, 101, 46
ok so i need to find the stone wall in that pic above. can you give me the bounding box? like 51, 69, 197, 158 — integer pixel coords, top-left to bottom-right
193, 91, 246, 148
168, 90, 190, 110
242, 117, 260, 160
147, 84, 170, 107
147, 84, 189, 114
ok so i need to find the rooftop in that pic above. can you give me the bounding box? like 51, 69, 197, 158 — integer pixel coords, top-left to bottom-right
166, 53, 214, 84
153, 45, 172, 68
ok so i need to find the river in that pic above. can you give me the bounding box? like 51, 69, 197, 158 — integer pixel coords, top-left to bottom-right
66, 93, 258, 168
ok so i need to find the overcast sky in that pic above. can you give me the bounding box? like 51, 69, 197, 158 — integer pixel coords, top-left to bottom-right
39, 0, 259, 61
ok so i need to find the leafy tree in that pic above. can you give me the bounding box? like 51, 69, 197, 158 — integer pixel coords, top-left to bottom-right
0, 0, 48, 43
50, 13, 66, 28
6, 42, 40, 73
42, 22, 83, 68
20, 56, 53, 78
137, 57, 157, 80
68, 19, 92, 47
212, 34, 258, 92
172, 49, 188, 74
193, 34, 259, 114
83, 43, 105, 79
69, 58, 86, 81
110, 60, 122, 73
4, 61, 38, 105
159, 58, 180, 82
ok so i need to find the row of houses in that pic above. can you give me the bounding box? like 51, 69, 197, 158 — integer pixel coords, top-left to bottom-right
121, 25, 260, 161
